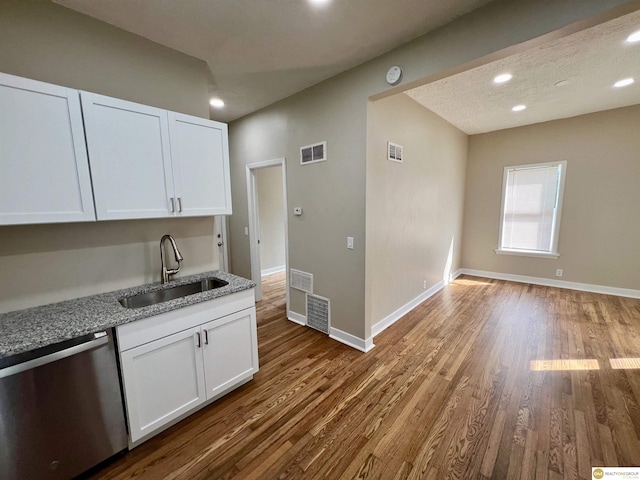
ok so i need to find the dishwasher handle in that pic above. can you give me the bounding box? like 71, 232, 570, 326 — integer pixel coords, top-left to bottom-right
0, 332, 109, 379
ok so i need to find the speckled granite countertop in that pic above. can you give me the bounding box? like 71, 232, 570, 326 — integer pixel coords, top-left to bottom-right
0, 271, 255, 360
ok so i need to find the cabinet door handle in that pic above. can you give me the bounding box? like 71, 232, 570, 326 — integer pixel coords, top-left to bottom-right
169, 197, 175, 213
177, 197, 183, 213
196, 332, 201, 348
204, 330, 209, 345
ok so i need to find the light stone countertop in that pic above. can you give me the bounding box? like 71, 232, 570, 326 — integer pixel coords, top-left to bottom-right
0, 271, 255, 360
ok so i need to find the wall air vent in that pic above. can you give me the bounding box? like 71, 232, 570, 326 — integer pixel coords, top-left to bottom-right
306, 294, 330, 334
290, 268, 313, 293
387, 142, 403, 163
300, 141, 327, 165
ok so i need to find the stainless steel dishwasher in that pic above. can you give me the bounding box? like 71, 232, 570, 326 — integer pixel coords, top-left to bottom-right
0, 329, 128, 480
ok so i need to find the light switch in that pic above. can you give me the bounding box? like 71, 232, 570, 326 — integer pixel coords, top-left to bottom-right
347, 237, 354, 249
244, 227, 249, 236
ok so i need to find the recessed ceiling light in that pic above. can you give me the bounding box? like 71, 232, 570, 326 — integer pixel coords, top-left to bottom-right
209, 98, 225, 108
494, 73, 513, 84
627, 30, 640, 43
309, 0, 330, 5
512, 105, 526, 112
554, 80, 570, 87
613, 78, 635, 88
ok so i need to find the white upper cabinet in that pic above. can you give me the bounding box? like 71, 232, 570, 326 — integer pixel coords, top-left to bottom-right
0, 72, 232, 224
81, 92, 175, 220
169, 113, 232, 216
0, 73, 96, 225
82, 93, 232, 221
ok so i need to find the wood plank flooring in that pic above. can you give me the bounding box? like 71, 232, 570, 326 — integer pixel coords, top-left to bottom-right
90, 273, 640, 479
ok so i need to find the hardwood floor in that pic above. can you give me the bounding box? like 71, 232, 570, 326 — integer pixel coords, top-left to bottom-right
91, 273, 640, 479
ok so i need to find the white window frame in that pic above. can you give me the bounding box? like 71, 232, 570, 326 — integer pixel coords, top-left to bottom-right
495, 160, 567, 259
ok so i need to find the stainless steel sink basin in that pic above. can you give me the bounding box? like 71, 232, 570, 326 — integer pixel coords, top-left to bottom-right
118, 278, 228, 309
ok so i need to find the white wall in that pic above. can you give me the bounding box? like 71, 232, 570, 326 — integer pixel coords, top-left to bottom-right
0, 0, 216, 313
366, 95, 468, 328
256, 167, 286, 273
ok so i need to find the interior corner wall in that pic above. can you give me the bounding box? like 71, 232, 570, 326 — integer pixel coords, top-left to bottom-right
256, 167, 286, 273
462, 105, 640, 290
229, 75, 369, 339
0, 0, 216, 313
365, 95, 468, 332
227, 0, 630, 344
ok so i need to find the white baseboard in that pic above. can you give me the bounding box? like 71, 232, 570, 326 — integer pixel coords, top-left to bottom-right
459, 269, 640, 299
289, 312, 374, 353
371, 281, 443, 337
329, 327, 375, 353
371, 270, 463, 338
261, 265, 286, 276
451, 269, 463, 282
287, 311, 306, 326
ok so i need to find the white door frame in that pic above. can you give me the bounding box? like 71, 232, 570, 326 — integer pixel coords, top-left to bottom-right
246, 158, 289, 316
214, 216, 229, 272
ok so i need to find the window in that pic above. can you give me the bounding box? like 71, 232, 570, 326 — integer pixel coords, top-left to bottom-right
496, 161, 567, 258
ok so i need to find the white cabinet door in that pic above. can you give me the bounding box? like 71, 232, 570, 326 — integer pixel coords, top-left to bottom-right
168, 112, 232, 216
0, 73, 95, 225
81, 92, 175, 220
120, 326, 205, 443
201, 308, 259, 400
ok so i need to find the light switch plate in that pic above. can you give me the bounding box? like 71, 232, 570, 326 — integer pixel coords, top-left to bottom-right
347, 237, 354, 249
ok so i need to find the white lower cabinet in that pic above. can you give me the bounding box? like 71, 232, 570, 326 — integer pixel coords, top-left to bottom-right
116, 289, 258, 445
202, 309, 258, 399
119, 326, 206, 443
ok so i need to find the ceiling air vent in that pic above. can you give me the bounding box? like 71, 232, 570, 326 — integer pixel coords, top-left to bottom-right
300, 141, 327, 165
290, 268, 313, 293
306, 294, 330, 334
387, 142, 403, 163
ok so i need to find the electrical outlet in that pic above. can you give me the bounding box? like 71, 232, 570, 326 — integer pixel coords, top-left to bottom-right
423, 280, 427, 289
244, 227, 249, 236
556, 269, 563, 277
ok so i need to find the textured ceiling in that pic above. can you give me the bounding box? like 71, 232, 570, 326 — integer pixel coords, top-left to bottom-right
405, 10, 640, 134
52, 0, 493, 122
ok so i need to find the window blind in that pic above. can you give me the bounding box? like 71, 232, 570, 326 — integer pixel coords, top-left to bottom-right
501, 164, 562, 252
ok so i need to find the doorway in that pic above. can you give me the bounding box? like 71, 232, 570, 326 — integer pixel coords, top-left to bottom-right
246, 158, 289, 317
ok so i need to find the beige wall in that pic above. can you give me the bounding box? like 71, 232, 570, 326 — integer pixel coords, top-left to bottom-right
229, 0, 630, 341
256, 167, 286, 272
229, 76, 367, 336
366, 95, 467, 329
0, 0, 210, 117
0, 219, 216, 313
0, 0, 217, 313
462, 105, 640, 290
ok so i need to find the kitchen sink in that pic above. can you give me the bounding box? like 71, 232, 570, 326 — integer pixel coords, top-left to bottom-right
118, 278, 229, 309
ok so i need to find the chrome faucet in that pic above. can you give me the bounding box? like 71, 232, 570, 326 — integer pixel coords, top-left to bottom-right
160, 234, 184, 284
